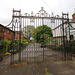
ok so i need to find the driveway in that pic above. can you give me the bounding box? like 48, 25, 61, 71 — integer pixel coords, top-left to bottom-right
0, 43, 75, 75
21, 43, 64, 62
0, 43, 70, 65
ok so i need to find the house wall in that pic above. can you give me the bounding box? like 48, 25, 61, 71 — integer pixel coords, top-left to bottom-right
53, 22, 75, 39
4, 29, 14, 40
52, 22, 75, 45
0, 25, 4, 40
15, 31, 26, 40
53, 26, 63, 37
70, 23, 75, 40
0, 24, 14, 41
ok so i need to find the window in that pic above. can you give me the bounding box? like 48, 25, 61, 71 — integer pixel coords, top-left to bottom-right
8, 30, 10, 34
2, 28, 4, 32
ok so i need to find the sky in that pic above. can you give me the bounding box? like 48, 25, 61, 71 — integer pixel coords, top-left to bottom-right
0, 0, 75, 25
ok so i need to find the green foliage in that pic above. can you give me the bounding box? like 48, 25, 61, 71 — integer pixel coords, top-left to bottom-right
9, 50, 18, 53
21, 40, 29, 46
1, 40, 11, 46
47, 40, 75, 54
9, 39, 30, 54
23, 25, 35, 38
0, 39, 30, 60
0, 39, 30, 55
0, 40, 11, 53
55, 39, 58, 44
0, 40, 11, 60
45, 71, 53, 75
33, 25, 53, 44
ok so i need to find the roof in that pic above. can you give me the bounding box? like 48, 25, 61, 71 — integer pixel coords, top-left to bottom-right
0, 24, 14, 33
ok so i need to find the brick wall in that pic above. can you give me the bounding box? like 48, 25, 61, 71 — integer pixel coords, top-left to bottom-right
0, 24, 14, 40
15, 31, 26, 40
4, 29, 14, 40
0, 25, 4, 40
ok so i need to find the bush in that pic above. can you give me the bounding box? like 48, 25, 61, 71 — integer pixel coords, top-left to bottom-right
9, 39, 30, 54
3, 52, 11, 56
0, 40, 11, 53
47, 40, 75, 54
0, 39, 30, 55
9, 49, 19, 54
33, 25, 53, 44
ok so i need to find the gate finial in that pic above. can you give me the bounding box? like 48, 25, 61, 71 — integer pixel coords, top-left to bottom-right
31, 11, 34, 16
41, 7, 44, 11
51, 12, 54, 17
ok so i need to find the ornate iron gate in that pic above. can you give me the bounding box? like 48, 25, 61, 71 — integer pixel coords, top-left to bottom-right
10, 7, 73, 64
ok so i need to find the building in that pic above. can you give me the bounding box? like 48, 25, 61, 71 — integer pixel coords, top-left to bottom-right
52, 13, 75, 45
0, 24, 15, 41
15, 31, 26, 40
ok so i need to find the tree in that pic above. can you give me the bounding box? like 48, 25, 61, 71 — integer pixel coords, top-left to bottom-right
33, 25, 53, 44
22, 25, 35, 39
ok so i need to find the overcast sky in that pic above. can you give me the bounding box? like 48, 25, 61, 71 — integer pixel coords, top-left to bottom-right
0, 0, 75, 25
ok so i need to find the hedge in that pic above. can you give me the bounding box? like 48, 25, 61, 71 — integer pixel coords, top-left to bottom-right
47, 40, 75, 54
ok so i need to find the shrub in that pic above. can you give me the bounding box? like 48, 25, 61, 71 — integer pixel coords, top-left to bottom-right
9, 39, 30, 54
47, 40, 75, 54
3, 52, 11, 56
0, 40, 11, 52
0, 39, 30, 55
9, 50, 18, 54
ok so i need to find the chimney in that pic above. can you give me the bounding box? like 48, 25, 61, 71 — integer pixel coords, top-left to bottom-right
72, 8, 75, 19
